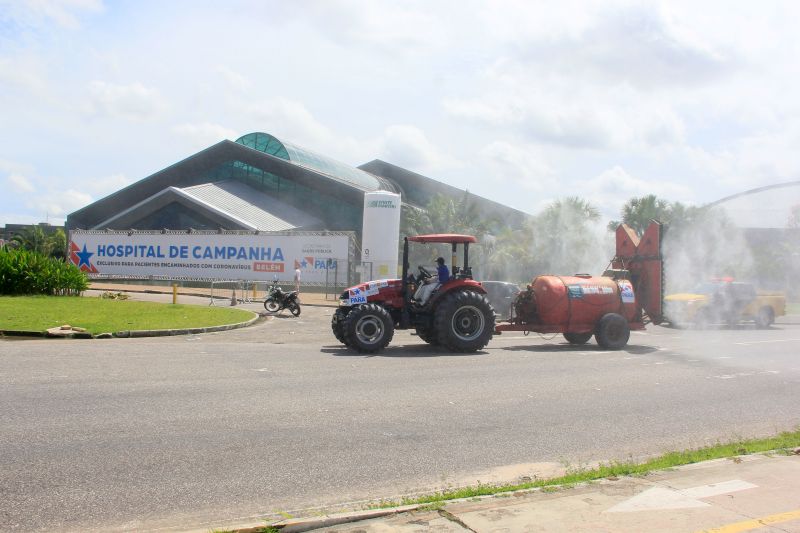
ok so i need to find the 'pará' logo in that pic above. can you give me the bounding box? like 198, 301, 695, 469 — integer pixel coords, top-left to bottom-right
367, 200, 396, 208
69, 241, 99, 273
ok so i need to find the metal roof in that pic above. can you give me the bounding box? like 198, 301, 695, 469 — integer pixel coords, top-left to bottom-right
236, 132, 398, 193
180, 180, 322, 231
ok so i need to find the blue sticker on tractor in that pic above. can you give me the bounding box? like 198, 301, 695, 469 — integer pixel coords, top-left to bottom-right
567, 285, 584, 299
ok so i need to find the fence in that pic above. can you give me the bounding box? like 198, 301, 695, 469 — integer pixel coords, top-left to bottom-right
87, 256, 383, 304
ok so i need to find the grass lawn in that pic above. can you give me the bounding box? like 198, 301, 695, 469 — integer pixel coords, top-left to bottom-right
0, 295, 256, 334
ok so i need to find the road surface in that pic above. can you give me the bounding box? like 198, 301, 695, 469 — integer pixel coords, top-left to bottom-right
1, 306, 799, 531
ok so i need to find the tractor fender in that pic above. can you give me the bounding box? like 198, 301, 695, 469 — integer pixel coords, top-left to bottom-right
429, 280, 487, 307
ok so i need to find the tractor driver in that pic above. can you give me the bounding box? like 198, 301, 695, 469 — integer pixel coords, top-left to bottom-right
416, 257, 450, 306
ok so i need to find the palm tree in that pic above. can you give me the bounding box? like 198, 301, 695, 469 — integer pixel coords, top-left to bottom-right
609, 194, 671, 235
10, 226, 67, 258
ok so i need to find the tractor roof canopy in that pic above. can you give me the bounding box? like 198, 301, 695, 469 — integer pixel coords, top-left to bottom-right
407, 234, 477, 244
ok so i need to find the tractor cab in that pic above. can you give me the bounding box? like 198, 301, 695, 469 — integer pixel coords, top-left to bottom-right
403, 234, 478, 307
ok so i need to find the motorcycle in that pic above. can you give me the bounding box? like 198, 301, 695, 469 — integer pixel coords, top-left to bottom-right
263, 279, 301, 316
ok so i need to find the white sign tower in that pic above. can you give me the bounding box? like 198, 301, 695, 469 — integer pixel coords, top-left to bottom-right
361, 191, 401, 280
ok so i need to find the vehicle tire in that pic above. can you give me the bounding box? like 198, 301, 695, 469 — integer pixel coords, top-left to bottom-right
594, 313, 630, 350
563, 331, 593, 345
755, 306, 774, 329
343, 303, 394, 353
331, 308, 348, 345
415, 324, 439, 345
264, 299, 280, 313
434, 290, 495, 352
288, 301, 301, 317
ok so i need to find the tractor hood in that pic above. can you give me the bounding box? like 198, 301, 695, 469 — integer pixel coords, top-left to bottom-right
340, 279, 403, 306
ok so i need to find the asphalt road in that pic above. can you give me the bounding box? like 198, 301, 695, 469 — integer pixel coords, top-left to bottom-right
1, 306, 799, 532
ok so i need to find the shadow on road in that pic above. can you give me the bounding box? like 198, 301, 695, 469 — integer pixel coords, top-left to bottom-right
322, 344, 489, 358
499, 343, 660, 355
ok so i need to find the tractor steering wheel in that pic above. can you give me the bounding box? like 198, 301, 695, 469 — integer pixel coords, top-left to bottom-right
418, 265, 432, 280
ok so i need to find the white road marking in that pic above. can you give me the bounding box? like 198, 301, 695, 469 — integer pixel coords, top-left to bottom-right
606, 480, 757, 513
734, 338, 800, 345
681, 480, 758, 499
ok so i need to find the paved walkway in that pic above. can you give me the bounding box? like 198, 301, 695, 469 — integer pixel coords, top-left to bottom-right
231, 453, 800, 533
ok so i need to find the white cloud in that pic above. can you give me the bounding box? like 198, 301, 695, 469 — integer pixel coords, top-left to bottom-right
478, 141, 555, 192
87, 81, 166, 121
7, 173, 36, 193
578, 165, 695, 219
28, 188, 92, 218
686, 124, 800, 192
81, 173, 131, 197
281, 0, 445, 52
6, 0, 104, 29
244, 98, 332, 147
216, 66, 251, 93
0, 55, 49, 95
377, 125, 458, 173
172, 122, 238, 149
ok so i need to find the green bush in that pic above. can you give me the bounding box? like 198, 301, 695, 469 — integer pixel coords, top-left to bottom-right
0, 247, 88, 295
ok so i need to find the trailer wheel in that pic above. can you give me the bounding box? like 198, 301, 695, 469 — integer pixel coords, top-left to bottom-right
563, 331, 593, 345
595, 313, 630, 350
343, 304, 394, 353
434, 291, 495, 352
755, 306, 774, 329
331, 308, 348, 345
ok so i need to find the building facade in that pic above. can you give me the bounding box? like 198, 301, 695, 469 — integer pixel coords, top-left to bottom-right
66, 132, 527, 238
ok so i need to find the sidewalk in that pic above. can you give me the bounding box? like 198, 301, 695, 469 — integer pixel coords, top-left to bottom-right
210, 452, 800, 533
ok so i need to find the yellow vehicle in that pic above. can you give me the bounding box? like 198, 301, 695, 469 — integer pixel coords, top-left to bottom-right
665, 280, 785, 328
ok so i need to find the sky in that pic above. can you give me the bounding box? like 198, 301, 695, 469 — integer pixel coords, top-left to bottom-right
2, 0, 800, 226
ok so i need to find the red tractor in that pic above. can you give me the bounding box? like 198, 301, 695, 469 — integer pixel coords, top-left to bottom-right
331, 234, 496, 353
495, 221, 665, 349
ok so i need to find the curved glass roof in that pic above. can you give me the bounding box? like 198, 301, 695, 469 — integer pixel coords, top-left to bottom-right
235, 132, 396, 193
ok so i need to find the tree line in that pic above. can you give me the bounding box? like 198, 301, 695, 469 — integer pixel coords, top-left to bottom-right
401, 192, 798, 293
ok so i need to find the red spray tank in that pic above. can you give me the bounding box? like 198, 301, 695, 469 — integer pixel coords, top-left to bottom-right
494, 221, 663, 349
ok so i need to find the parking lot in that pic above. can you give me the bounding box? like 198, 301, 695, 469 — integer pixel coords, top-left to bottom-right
1, 301, 799, 532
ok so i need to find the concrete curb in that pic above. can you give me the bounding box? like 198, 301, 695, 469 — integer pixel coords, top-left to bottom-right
113, 313, 261, 338
182, 505, 422, 533
0, 313, 262, 340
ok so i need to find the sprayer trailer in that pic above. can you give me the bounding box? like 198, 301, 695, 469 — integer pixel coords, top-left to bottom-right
494, 221, 665, 349
332, 234, 495, 354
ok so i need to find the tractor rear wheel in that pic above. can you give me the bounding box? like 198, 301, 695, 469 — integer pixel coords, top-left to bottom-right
331, 308, 348, 345
434, 291, 495, 352
595, 313, 630, 350
563, 331, 593, 345
343, 303, 394, 353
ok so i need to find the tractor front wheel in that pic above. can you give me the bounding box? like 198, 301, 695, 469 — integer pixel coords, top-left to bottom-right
595, 313, 630, 350
563, 331, 593, 345
343, 304, 394, 353
331, 308, 348, 345
434, 291, 495, 352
